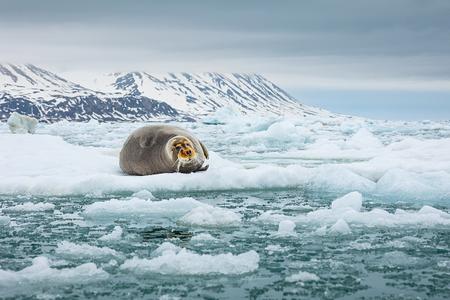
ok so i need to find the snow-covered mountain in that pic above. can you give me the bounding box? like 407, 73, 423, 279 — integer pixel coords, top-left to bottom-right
0, 63, 328, 122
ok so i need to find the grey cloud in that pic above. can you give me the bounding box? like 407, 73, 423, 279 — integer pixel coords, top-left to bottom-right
0, 0, 449, 90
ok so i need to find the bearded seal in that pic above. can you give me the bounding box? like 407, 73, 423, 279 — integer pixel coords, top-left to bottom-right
119, 125, 209, 175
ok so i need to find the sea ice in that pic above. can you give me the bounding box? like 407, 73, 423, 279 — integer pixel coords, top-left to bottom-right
329, 219, 352, 234
83, 197, 203, 219
7, 112, 38, 134
55, 241, 123, 261
265, 244, 287, 254
3, 202, 55, 212
276, 220, 296, 236
179, 205, 241, 227
0, 215, 10, 226
190, 233, 217, 242
131, 189, 156, 200
120, 242, 259, 275
331, 191, 363, 212
257, 201, 450, 228
285, 271, 320, 283
0, 256, 108, 286
99, 226, 123, 241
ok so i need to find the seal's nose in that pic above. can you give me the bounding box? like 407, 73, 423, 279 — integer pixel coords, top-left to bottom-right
186, 149, 192, 155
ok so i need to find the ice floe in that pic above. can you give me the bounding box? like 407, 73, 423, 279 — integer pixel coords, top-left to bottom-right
0, 117, 449, 201
329, 219, 352, 234
99, 226, 123, 241
2, 202, 55, 212
83, 197, 203, 219
0, 256, 108, 286
120, 242, 259, 275
179, 206, 241, 227
55, 241, 123, 261
285, 271, 320, 283
276, 220, 296, 236
0, 215, 10, 226
331, 191, 362, 212
257, 192, 450, 228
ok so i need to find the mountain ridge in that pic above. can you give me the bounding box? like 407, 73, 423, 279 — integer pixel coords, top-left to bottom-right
0, 63, 329, 122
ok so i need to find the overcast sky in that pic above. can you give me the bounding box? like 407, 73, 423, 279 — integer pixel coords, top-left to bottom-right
1, 0, 449, 120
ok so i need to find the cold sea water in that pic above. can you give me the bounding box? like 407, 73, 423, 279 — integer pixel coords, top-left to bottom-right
0, 113, 449, 299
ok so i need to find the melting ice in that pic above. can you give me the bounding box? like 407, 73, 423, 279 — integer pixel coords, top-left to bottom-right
0, 113, 449, 298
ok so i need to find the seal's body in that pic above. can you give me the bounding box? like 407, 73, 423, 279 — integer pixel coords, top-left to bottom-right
119, 125, 209, 176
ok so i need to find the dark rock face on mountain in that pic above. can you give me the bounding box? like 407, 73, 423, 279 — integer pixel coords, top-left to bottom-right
0, 64, 326, 122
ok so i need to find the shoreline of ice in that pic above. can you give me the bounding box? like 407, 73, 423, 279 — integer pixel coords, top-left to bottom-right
0, 116, 449, 201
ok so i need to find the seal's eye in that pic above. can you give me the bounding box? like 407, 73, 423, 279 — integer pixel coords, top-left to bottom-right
175, 145, 182, 151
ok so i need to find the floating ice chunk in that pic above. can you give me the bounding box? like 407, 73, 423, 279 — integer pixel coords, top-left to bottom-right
330, 219, 352, 234
55, 241, 122, 261
121, 243, 259, 275
179, 206, 241, 227
257, 204, 450, 228
265, 244, 286, 254
152, 242, 182, 256
286, 271, 320, 283
437, 260, 450, 269
83, 197, 203, 219
99, 226, 123, 241
0, 256, 108, 286
0, 215, 10, 226
7, 112, 38, 134
131, 190, 156, 200
346, 128, 383, 150
314, 225, 328, 236
382, 251, 419, 267
418, 205, 449, 218
159, 295, 181, 300
276, 220, 296, 236
3, 202, 55, 212
331, 191, 363, 212
349, 241, 372, 250
190, 233, 217, 242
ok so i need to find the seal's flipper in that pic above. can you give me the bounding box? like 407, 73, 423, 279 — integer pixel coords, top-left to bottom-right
198, 164, 209, 172
200, 141, 209, 159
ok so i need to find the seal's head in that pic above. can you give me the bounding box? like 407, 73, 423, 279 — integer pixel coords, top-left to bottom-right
167, 136, 197, 163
